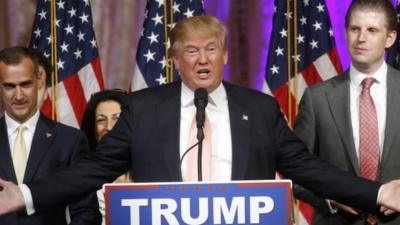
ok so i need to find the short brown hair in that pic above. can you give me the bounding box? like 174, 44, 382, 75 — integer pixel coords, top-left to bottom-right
345, 0, 397, 32
31, 48, 52, 86
0, 46, 40, 76
169, 15, 227, 56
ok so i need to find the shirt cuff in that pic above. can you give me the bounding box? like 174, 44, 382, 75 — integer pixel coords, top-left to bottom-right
19, 184, 35, 215
377, 185, 383, 204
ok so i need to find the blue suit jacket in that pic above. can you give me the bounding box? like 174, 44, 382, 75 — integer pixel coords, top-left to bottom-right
0, 114, 100, 225
28, 81, 381, 215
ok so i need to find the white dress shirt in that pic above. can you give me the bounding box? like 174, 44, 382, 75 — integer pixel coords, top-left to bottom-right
180, 83, 232, 181
5, 110, 39, 215
5, 110, 39, 157
349, 63, 387, 158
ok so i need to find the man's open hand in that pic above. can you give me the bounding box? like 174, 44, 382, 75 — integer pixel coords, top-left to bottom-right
0, 178, 25, 215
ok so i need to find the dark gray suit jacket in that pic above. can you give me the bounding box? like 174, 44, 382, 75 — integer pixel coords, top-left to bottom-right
27, 81, 381, 216
294, 66, 400, 225
0, 114, 100, 225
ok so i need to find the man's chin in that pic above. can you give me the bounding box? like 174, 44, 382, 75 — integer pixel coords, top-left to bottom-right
9, 110, 31, 123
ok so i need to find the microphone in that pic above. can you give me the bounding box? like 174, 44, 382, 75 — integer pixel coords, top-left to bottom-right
194, 88, 208, 181
194, 88, 208, 141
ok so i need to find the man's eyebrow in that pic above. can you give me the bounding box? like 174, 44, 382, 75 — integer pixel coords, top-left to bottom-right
2, 80, 34, 87
184, 44, 198, 49
19, 80, 34, 86
2, 82, 16, 88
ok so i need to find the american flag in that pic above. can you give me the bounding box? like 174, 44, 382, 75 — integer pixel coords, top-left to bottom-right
264, 0, 342, 126
29, 0, 104, 128
387, 1, 400, 69
264, 0, 343, 224
131, 0, 205, 91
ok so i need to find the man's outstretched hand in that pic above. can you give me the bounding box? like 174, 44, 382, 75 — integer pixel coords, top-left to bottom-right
378, 180, 400, 215
0, 178, 25, 215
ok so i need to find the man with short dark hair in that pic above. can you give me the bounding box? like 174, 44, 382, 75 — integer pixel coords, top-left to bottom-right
0, 46, 100, 225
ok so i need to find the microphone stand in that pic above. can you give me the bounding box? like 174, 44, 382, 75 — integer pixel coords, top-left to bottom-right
197, 126, 205, 181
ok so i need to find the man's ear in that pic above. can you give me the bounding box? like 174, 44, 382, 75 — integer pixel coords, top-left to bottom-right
172, 56, 179, 70
386, 30, 397, 49
223, 50, 228, 65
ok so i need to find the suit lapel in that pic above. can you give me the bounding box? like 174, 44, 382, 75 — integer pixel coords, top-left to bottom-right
157, 82, 182, 181
0, 117, 18, 182
23, 115, 56, 183
326, 73, 360, 174
381, 67, 400, 164
224, 83, 251, 180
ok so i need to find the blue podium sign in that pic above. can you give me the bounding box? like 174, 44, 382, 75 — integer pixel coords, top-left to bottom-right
105, 180, 293, 225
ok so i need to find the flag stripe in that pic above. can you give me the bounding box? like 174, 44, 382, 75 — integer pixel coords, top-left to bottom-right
313, 53, 338, 80
132, 64, 148, 91
63, 74, 87, 125
290, 74, 308, 102
57, 83, 79, 128
91, 58, 105, 89
301, 63, 323, 86
78, 63, 102, 101
272, 86, 298, 124
328, 48, 343, 74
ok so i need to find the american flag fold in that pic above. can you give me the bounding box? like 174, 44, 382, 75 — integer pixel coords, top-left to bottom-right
131, 0, 205, 91
29, 0, 104, 128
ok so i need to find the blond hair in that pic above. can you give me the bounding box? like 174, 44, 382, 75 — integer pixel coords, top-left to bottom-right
169, 15, 227, 56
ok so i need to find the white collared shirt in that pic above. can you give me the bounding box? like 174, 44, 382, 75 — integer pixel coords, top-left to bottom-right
180, 83, 232, 181
349, 63, 387, 158
5, 110, 40, 157
5, 110, 39, 215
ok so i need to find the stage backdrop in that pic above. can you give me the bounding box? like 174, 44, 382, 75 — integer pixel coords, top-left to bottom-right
1, 0, 362, 91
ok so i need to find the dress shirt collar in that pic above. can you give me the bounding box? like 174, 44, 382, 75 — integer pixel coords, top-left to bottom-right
5, 110, 40, 137
349, 62, 387, 88
181, 82, 227, 108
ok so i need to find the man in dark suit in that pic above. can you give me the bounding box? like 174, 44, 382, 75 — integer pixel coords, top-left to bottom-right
1, 15, 400, 218
0, 46, 100, 224
294, 0, 400, 224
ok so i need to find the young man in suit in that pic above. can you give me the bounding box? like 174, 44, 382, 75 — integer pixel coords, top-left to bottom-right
294, 0, 400, 224
1, 15, 400, 218
0, 46, 101, 224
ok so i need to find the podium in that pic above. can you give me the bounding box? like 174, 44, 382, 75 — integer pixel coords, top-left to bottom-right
105, 180, 293, 225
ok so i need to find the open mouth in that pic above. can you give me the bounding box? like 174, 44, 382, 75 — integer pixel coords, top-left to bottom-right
197, 68, 210, 77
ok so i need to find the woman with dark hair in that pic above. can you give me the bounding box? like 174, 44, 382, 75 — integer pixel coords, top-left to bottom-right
81, 89, 132, 225
81, 89, 127, 151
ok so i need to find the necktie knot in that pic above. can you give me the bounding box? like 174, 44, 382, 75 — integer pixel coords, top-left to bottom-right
362, 77, 376, 93
17, 125, 27, 134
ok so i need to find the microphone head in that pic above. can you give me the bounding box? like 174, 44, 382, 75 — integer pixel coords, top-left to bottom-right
194, 88, 208, 108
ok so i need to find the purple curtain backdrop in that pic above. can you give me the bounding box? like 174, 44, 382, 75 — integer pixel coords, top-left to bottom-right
204, 0, 353, 90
